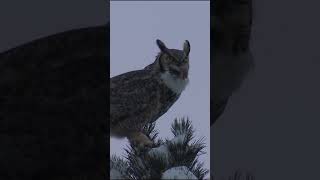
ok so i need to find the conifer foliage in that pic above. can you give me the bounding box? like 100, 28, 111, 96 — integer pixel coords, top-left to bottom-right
110, 118, 209, 179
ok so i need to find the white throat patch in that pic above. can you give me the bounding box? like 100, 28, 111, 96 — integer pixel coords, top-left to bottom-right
160, 71, 189, 94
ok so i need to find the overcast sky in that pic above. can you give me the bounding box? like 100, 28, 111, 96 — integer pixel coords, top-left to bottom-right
110, 1, 210, 174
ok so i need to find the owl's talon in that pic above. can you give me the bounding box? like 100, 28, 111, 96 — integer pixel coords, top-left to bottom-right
128, 132, 154, 148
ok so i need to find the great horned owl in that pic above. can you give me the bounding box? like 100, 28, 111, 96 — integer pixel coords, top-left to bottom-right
110, 39, 190, 146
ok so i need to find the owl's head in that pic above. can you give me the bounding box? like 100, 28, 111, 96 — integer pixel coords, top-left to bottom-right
156, 39, 190, 79
155, 39, 191, 93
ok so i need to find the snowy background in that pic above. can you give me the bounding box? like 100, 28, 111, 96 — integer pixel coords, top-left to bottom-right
110, 1, 210, 176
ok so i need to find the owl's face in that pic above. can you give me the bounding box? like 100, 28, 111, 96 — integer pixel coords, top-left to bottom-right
156, 39, 190, 80
156, 39, 191, 94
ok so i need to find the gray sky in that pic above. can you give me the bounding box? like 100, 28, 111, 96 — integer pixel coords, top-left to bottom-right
212, 1, 320, 179
110, 1, 210, 174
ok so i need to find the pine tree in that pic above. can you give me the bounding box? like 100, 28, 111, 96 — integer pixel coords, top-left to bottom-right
110, 117, 209, 179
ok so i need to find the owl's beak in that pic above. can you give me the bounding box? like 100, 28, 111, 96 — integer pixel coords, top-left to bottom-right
178, 65, 189, 80
181, 71, 188, 80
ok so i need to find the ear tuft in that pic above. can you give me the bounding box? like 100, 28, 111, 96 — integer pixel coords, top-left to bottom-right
156, 39, 168, 52
183, 40, 190, 56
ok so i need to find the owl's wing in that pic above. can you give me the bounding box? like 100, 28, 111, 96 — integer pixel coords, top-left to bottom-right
110, 70, 160, 128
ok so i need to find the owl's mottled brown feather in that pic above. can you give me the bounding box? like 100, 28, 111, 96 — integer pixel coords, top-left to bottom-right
110, 69, 180, 138
110, 39, 189, 146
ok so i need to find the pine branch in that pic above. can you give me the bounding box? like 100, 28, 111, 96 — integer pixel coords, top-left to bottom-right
110, 117, 208, 180
142, 122, 160, 143
110, 155, 130, 180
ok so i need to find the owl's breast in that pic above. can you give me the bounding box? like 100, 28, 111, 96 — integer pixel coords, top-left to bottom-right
148, 82, 181, 123
110, 71, 181, 135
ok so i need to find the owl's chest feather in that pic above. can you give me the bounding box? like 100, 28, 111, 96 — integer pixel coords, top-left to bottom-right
148, 81, 181, 123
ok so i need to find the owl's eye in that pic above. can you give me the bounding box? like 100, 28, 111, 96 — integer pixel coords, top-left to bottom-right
169, 56, 175, 61
167, 54, 177, 61
169, 68, 180, 76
